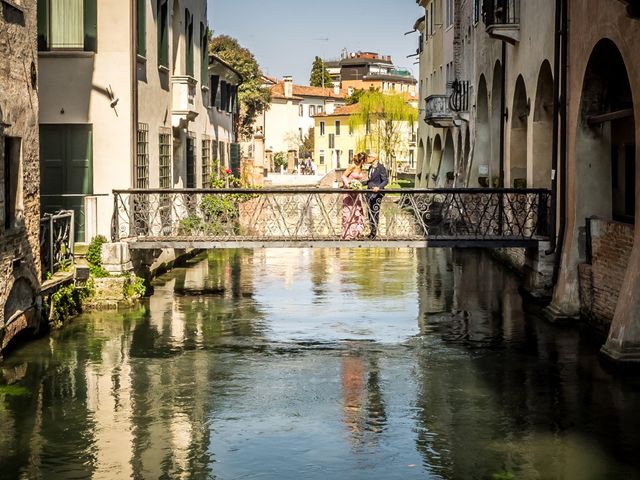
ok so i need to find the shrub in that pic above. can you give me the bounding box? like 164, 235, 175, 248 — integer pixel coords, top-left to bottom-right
87, 235, 110, 277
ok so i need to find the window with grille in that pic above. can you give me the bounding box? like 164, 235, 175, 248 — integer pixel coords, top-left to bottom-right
212, 139, 219, 177
335, 121, 341, 136
328, 133, 335, 149
202, 137, 211, 187
136, 123, 149, 188
159, 130, 171, 188
186, 133, 196, 188
320, 122, 325, 136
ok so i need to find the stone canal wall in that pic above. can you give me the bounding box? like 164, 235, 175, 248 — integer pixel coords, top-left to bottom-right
579, 218, 634, 333
0, 0, 41, 353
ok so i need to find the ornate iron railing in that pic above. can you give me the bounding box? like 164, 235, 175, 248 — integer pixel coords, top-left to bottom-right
40, 210, 74, 279
482, 0, 520, 26
111, 188, 552, 248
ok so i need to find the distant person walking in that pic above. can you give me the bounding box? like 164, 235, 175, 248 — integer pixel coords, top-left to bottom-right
364, 155, 388, 239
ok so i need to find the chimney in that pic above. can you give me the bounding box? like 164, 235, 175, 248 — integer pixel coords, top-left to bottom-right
283, 76, 293, 98
325, 99, 336, 115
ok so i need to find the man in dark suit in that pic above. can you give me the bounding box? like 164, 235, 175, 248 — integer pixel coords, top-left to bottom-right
364, 155, 388, 239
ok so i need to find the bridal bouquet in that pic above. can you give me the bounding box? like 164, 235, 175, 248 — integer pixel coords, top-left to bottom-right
348, 180, 364, 190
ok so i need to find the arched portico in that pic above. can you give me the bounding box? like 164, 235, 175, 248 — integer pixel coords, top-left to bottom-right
428, 135, 442, 188
491, 62, 503, 187
532, 61, 554, 188
440, 131, 455, 187
474, 75, 490, 187
509, 75, 528, 187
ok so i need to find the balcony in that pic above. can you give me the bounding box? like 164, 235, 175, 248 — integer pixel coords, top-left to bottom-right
424, 81, 470, 128
482, 0, 520, 44
171, 75, 199, 129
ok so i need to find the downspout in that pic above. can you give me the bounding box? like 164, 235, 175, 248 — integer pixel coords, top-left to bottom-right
131, 0, 139, 188
499, 40, 506, 187
552, 0, 568, 284
546, 0, 562, 255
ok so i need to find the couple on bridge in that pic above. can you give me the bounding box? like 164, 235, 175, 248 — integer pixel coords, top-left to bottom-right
341, 152, 389, 240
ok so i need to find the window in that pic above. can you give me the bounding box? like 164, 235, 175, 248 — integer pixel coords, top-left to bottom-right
317, 105, 324, 114
157, 0, 169, 67
135, 123, 149, 188
202, 137, 211, 187
186, 133, 196, 188
348, 149, 354, 162
185, 9, 194, 77
335, 121, 341, 136
309, 105, 316, 116
349, 123, 354, 135
219, 141, 226, 168
211, 75, 220, 108
3, 137, 22, 231
212, 139, 219, 176
137, 0, 146, 56
299, 128, 303, 140
320, 121, 325, 136
319, 150, 325, 165
38, 0, 97, 52
446, 0, 454, 27
299, 104, 304, 116
328, 133, 335, 148
159, 130, 171, 188
335, 150, 341, 169
473, 0, 480, 24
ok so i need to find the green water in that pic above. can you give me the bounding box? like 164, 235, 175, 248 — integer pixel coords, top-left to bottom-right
1, 248, 639, 480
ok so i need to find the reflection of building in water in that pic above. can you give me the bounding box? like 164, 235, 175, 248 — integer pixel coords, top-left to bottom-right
341, 348, 387, 450
416, 249, 455, 331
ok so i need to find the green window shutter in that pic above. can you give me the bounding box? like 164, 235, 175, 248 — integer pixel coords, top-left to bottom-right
37, 0, 49, 51
201, 24, 208, 86
185, 9, 194, 77
210, 75, 220, 107
157, 0, 169, 67
84, 0, 97, 52
137, 0, 146, 56
230, 143, 240, 177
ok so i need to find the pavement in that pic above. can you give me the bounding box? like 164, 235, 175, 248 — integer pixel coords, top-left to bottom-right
263, 173, 327, 187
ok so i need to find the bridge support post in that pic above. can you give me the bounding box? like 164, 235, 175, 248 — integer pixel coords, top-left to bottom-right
522, 241, 555, 301
101, 242, 134, 275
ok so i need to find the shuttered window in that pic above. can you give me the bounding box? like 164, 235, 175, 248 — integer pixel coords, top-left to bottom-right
37, 0, 97, 52
136, 0, 146, 56
157, 0, 169, 67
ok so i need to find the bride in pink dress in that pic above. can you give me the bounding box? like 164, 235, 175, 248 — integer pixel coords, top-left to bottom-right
341, 153, 366, 240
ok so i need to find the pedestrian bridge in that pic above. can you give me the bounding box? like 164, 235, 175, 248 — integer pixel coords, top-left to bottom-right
111, 188, 552, 249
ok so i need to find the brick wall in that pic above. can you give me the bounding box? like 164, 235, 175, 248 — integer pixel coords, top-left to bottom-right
0, 0, 41, 350
578, 218, 634, 330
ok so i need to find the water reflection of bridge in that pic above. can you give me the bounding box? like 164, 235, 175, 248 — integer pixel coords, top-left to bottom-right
111, 188, 552, 249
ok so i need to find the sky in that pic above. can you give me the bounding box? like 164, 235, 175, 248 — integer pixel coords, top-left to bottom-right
208, 0, 424, 85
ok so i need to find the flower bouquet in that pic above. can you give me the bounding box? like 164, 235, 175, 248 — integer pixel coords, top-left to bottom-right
348, 180, 364, 190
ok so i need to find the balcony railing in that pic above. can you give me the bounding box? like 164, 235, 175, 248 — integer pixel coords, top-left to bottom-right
482, 0, 520, 43
424, 81, 469, 127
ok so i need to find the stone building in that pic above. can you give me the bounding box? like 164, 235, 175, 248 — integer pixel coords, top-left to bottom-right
413, 0, 640, 363
0, 0, 41, 352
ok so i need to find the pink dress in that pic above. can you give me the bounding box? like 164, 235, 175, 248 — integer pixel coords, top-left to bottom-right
342, 171, 365, 240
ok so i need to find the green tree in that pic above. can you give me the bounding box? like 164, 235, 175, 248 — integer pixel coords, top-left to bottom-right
349, 91, 418, 178
299, 128, 315, 159
309, 56, 333, 88
345, 88, 366, 105
209, 35, 271, 139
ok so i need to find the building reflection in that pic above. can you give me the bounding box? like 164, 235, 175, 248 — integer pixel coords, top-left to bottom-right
341, 346, 387, 451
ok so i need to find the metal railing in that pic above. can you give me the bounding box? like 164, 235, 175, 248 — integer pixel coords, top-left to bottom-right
112, 188, 552, 248
40, 210, 75, 279
482, 0, 520, 26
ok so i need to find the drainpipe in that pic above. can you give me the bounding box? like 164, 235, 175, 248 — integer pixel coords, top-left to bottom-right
547, 0, 562, 255
499, 41, 506, 188
131, 0, 139, 189
552, 0, 568, 284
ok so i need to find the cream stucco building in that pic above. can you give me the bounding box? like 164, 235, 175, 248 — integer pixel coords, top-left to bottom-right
38, 0, 240, 242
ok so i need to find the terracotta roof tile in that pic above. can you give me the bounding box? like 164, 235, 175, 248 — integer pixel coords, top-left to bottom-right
269, 81, 348, 100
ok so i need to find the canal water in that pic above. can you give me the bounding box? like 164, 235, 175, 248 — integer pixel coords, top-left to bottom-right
1, 248, 640, 480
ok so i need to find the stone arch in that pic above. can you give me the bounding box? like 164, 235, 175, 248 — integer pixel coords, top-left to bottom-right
509, 75, 528, 187
576, 38, 635, 224
440, 130, 455, 187
2, 276, 38, 350
490, 61, 503, 187
456, 130, 464, 186
464, 131, 471, 187
417, 139, 425, 185
472, 75, 490, 188
532, 60, 554, 188
429, 134, 443, 187
423, 137, 433, 188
